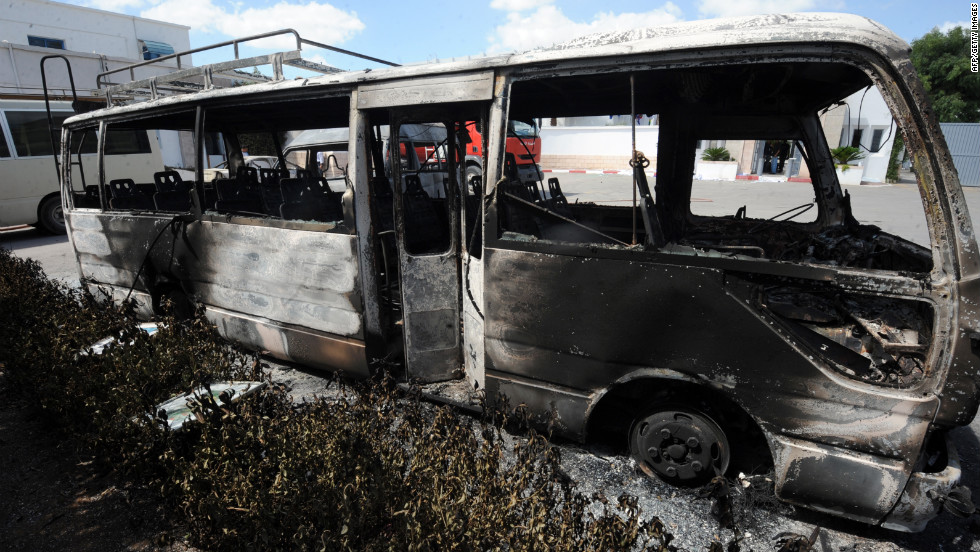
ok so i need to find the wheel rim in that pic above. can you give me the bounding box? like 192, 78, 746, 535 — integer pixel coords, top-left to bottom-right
630, 407, 730, 484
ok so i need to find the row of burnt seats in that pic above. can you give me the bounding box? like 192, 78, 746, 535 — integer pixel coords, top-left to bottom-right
90, 165, 345, 223
87, 170, 194, 211
498, 176, 571, 237
209, 165, 343, 222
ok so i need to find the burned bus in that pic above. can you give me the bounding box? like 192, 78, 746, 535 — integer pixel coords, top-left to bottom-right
58, 14, 979, 531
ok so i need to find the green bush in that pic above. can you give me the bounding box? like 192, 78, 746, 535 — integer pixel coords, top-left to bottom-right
1, 246, 687, 551
886, 134, 905, 183
830, 145, 866, 165
700, 147, 732, 161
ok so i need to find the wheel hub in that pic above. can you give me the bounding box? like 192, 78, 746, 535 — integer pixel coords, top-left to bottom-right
630, 407, 730, 484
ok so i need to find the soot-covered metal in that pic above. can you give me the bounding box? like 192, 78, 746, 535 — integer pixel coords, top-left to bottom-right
60, 13, 979, 533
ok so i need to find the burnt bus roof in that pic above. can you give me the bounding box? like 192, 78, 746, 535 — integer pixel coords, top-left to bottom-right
63, 12, 911, 128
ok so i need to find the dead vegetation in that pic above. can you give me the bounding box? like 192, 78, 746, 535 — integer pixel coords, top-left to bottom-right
0, 246, 692, 551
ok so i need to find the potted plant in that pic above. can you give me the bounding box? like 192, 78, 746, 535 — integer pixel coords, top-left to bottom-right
831, 146, 866, 185
696, 147, 738, 180
701, 147, 732, 161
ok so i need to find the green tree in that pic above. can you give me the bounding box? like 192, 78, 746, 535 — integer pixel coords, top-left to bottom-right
910, 27, 980, 122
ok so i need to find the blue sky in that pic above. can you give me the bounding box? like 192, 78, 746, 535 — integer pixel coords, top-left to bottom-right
68, 0, 973, 71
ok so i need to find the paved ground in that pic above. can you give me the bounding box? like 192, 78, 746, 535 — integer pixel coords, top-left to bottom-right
5, 176, 980, 550
0, 226, 77, 283
552, 172, 980, 247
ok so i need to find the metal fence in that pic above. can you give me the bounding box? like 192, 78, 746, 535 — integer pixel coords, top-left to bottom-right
940, 123, 980, 187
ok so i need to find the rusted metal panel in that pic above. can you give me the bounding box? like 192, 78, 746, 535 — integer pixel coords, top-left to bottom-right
348, 100, 386, 357
486, 372, 592, 441
188, 220, 362, 338
357, 71, 494, 109
70, 212, 175, 301
462, 254, 486, 390
68, 210, 367, 372
880, 434, 963, 531
399, 253, 461, 381
770, 435, 912, 524
482, 243, 946, 521
205, 306, 369, 378
484, 246, 937, 452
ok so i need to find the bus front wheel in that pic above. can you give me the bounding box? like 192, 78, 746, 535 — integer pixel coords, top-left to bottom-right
629, 405, 730, 486
36, 196, 66, 235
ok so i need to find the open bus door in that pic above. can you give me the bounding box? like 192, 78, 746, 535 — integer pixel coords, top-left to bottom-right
390, 115, 462, 382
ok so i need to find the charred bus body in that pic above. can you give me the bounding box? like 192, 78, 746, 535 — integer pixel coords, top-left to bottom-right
59, 14, 979, 531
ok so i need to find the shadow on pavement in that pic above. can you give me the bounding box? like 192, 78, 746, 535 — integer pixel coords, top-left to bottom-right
0, 226, 69, 250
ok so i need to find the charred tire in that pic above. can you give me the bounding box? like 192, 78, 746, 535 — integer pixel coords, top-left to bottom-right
36, 195, 66, 234
629, 405, 730, 486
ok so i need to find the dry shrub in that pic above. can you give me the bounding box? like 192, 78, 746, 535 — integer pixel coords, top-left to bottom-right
170, 378, 678, 551
1, 247, 681, 551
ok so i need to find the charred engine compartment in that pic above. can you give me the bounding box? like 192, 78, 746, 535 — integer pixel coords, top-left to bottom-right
681, 217, 932, 273
753, 281, 933, 386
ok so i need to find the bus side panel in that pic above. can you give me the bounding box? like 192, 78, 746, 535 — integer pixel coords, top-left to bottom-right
482, 246, 937, 523
69, 212, 171, 292
186, 220, 363, 340
68, 211, 369, 376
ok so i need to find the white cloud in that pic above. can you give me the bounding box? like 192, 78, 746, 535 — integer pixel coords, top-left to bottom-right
489, 0, 552, 12
939, 21, 971, 33
697, 0, 819, 18
140, 1, 364, 48
140, 0, 224, 30
488, 3, 683, 53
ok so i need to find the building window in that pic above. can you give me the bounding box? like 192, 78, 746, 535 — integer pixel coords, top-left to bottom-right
27, 36, 65, 49
850, 128, 864, 148
870, 128, 885, 152
140, 39, 175, 60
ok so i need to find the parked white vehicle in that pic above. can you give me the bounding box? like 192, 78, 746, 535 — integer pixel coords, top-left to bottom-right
202, 155, 302, 182
0, 98, 162, 233
0, 99, 87, 233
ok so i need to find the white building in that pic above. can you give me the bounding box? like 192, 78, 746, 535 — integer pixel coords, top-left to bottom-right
834, 87, 897, 183
1, 0, 197, 232
1, 0, 191, 100
537, 88, 897, 184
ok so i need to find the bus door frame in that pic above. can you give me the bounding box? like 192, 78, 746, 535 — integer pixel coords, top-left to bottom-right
389, 111, 463, 382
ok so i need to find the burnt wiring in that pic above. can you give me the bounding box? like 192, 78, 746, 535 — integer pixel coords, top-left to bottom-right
827, 86, 896, 155
853, 85, 895, 154
123, 213, 194, 304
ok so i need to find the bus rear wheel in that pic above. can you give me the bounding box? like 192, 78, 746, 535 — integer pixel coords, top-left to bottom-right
629, 405, 730, 486
36, 196, 66, 234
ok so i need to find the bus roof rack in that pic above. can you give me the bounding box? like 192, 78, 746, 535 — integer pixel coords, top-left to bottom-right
96, 29, 399, 107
